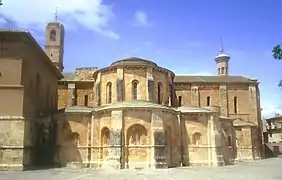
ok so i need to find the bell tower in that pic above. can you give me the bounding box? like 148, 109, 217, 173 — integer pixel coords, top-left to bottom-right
215, 38, 230, 76
45, 10, 65, 72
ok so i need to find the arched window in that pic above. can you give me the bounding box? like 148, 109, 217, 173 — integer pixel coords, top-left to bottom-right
157, 82, 162, 104
207, 96, 210, 106
100, 127, 110, 159
50, 30, 56, 41
106, 82, 112, 104
221, 67, 225, 74
234, 96, 238, 114
132, 80, 138, 100
84, 94, 88, 106
192, 132, 201, 145
178, 96, 182, 107
218, 68, 220, 75
127, 124, 147, 145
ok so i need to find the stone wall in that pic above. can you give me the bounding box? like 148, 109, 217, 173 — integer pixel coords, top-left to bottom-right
0, 116, 26, 170
55, 113, 91, 168
75, 67, 97, 81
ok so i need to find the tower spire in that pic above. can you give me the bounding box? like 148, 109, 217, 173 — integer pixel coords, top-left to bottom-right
55, 7, 58, 21
220, 36, 224, 52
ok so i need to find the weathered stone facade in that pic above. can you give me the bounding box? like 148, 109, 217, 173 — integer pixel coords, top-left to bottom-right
0, 21, 263, 170
54, 57, 263, 169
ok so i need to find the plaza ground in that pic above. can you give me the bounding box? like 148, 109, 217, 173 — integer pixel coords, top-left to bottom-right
0, 158, 281, 180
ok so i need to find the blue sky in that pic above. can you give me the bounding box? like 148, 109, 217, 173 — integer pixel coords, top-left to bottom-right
0, 0, 282, 118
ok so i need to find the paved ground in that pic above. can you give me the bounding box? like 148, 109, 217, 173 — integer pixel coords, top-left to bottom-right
0, 158, 281, 180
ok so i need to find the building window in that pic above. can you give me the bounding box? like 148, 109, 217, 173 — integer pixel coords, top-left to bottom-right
218, 68, 220, 75
157, 82, 162, 104
207, 96, 210, 106
227, 135, 232, 146
132, 80, 138, 100
106, 82, 112, 104
50, 30, 56, 41
221, 67, 225, 74
234, 96, 238, 114
84, 94, 88, 106
178, 96, 182, 107
192, 132, 201, 145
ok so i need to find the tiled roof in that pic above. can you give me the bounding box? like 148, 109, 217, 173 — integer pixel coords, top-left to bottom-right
94, 100, 172, 111
60, 72, 75, 81
111, 57, 157, 67
65, 106, 92, 113
174, 76, 257, 83
0, 28, 63, 79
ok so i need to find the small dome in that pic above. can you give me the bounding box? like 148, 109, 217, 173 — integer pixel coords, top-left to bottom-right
111, 57, 157, 67
215, 52, 230, 59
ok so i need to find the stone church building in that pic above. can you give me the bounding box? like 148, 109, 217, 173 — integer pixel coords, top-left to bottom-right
0, 19, 263, 170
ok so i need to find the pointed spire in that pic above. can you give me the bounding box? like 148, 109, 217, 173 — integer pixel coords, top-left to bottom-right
55, 6, 58, 21
220, 36, 224, 52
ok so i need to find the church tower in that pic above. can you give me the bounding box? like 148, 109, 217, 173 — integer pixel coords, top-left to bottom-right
45, 13, 65, 72
215, 39, 230, 76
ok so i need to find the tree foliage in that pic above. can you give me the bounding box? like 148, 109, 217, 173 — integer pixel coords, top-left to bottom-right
0, 0, 2, 6
272, 45, 282, 88
272, 45, 282, 60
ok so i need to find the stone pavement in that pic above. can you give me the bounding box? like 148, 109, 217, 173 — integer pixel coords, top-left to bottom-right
0, 158, 281, 180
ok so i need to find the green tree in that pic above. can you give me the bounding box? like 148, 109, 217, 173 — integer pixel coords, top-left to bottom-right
272, 45, 282, 88
273, 45, 282, 60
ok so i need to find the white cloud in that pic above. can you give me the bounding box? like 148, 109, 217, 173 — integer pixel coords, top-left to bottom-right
261, 102, 282, 119
0, 0, 119, 39
133, 10, 152, 27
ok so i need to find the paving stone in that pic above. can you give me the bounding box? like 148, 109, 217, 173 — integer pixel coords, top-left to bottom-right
0, 158, 281, 180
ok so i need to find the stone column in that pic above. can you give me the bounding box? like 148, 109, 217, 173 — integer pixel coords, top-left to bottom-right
95, 72, 101, 106
116, 68, 124, 102
151, 110, 168, 168
67, 83, 76, 106
107, 110, 124, 169
191, 85, 199, 107
147, 67, 154, 102
206, 107, 225, 166
219, 85, 228, 116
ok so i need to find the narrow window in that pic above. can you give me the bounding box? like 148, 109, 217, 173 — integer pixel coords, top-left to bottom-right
207, 96, 210, 106
227, 135, 232, 146
234, 96, 238, 114
178, 96, 182, 107
50, 30, 56, 41
221, 67, 225, 74
132, 80, 138, 100
106, 82, 112, 104
84, 94, 88, 106
218, 68, 220, 75
157, 82, 162, 104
